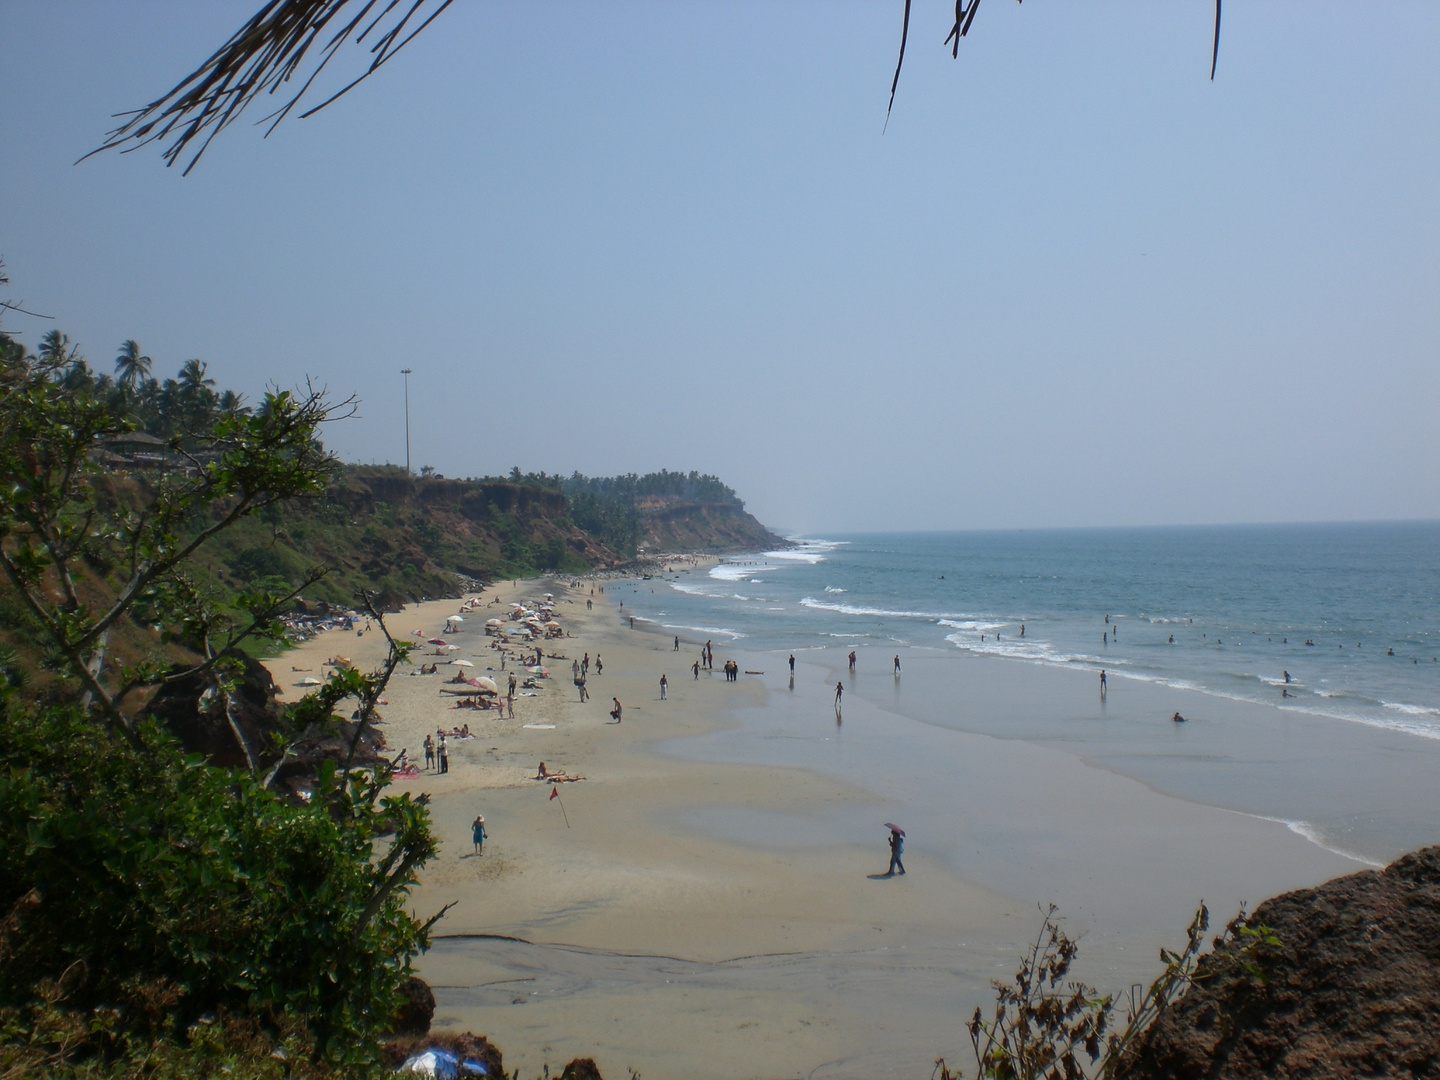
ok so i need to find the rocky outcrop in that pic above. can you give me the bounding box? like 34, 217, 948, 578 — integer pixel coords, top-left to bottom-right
1121, 847, 1440, 1080
637, 500, 786, 554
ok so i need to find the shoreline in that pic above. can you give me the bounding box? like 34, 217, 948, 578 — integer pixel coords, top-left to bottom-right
264, 572, 1387, 1079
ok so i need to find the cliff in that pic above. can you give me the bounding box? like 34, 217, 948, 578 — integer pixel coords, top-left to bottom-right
1121, 846, 1440, 1080
636, 498, 787, 554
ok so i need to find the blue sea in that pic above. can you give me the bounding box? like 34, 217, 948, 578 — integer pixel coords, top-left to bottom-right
631, 521, 1440, 740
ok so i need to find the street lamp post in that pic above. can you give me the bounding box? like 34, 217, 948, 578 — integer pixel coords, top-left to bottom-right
400, 368, 413, 476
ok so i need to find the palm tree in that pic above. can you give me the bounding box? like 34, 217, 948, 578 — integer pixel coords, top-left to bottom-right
37, 329, 79, 371
114, 340, 152, 391
177, 359, 218, 430
217, 389, 248, 416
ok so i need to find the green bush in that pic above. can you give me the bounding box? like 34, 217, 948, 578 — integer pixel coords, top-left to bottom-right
0, 702, 435, 1067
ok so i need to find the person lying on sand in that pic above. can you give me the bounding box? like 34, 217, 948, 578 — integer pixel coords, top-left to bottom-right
536, 761, 564, 779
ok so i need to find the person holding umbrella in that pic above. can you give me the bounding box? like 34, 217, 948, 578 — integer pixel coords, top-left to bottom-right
885, 824, 906, 876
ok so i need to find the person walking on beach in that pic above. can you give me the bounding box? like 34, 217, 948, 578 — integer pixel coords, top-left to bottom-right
630, 616, 635, 629
660, 673, 668, 700
610, 697, 622, 723
887, 829, 906, 876
576, 670, 589, 702
437, 733, 449, 774
1099, 670, 1108, 698
693, 659, 700, 680
834, 681, 844, 708
788, 654, 795, 674
423, 734, 435, 771
595, 655, 603, 675
848, 650, 857, 672
674, 635, 680, 651
583, 653, 589, 676
472, 815, 487, 855
893, 655, 901, 675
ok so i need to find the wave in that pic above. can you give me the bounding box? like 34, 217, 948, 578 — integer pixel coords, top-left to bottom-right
937, 618, 1008, 633
824, 586, 846, 593
1383, 701, 1440, 717
709, 563, 774, 582
800, 597, 978, 620
660, 623, 747, 640
944, 631, 1100, 667
1239, 812, 1383, 867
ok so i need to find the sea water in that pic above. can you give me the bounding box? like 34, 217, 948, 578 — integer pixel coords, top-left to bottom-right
634, 521, 1440, 740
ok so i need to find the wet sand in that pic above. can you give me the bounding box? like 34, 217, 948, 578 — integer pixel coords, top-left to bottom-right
267, 576, 1366, 1079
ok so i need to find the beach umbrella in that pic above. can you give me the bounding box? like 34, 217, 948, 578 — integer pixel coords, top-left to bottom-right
450, 658, 474, 667
485, 619, 502, 627
296, 676, 322, 686
884, 822, 906, 837
447, 615, 464, 623
427, 637, 447, 645
472, 676, 499, 693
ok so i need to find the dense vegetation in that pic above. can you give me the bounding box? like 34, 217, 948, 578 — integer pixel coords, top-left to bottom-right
0, 337, 439, 1076
495, 467, 744, 555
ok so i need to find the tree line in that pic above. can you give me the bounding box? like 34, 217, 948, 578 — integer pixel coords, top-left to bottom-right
0, 329, 248, 441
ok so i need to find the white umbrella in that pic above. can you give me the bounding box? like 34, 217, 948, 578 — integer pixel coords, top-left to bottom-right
450, 658, 474, 667
296, 676, 322, 686
447, 615, 464, 623
472, 676, 499, 693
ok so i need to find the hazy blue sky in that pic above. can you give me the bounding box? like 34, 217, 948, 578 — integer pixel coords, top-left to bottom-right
3, 2, 1437, 533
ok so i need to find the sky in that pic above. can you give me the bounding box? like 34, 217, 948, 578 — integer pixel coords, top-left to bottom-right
3, 1, 1438, 534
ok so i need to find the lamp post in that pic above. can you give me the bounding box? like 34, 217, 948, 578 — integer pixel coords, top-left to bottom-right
400, 368, 413, 476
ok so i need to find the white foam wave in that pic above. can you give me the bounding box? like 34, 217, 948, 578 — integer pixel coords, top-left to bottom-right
669, 581, 730, 599
937, 618, 1007, 633
824, 586, 847, 593
709, 563, 774, 582
1240, 813, 1383, 867
944, 631, 1097, 666
800, 597, 976, 620
660, 623, 747, 640
1383, 701, 1440, 717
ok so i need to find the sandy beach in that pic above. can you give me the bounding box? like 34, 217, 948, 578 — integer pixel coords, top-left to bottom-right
266, 575, 1368, 1079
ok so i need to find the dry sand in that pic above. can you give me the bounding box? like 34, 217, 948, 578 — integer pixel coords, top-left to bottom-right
267, 575, 1363, 1079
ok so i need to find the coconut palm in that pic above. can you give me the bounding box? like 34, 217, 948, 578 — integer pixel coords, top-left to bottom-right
114, 340, 152, 391
177, 359, 218, 430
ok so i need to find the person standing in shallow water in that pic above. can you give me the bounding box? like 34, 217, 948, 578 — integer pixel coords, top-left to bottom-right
1099, 670, 1107, 698
893, 655, 901, 675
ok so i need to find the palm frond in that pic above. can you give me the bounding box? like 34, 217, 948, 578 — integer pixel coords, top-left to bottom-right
83, 0, 454, 175
887, 0, 1224, 123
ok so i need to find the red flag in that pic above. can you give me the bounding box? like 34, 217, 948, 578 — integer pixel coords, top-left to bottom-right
549, 786, 558, 800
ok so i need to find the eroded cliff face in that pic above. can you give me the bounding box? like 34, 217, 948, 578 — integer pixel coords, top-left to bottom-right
636, 499, 787, 554
1121, 846, 1440, 1080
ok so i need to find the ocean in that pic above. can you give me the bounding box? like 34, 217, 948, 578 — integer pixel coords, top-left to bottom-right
631, 521, 1440, 741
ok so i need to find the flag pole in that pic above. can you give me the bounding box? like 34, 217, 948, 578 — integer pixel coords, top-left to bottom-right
550, 784, 570, 828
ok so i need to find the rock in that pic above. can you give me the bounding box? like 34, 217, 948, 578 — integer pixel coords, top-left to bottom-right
390, 975, 435, 1036
560, 1058, 604, 1080
383, 1031, 504, 1078
1120, 846, 1440, 1080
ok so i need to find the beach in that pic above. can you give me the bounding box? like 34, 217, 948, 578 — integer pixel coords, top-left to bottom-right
267, 575, 1372, 1079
